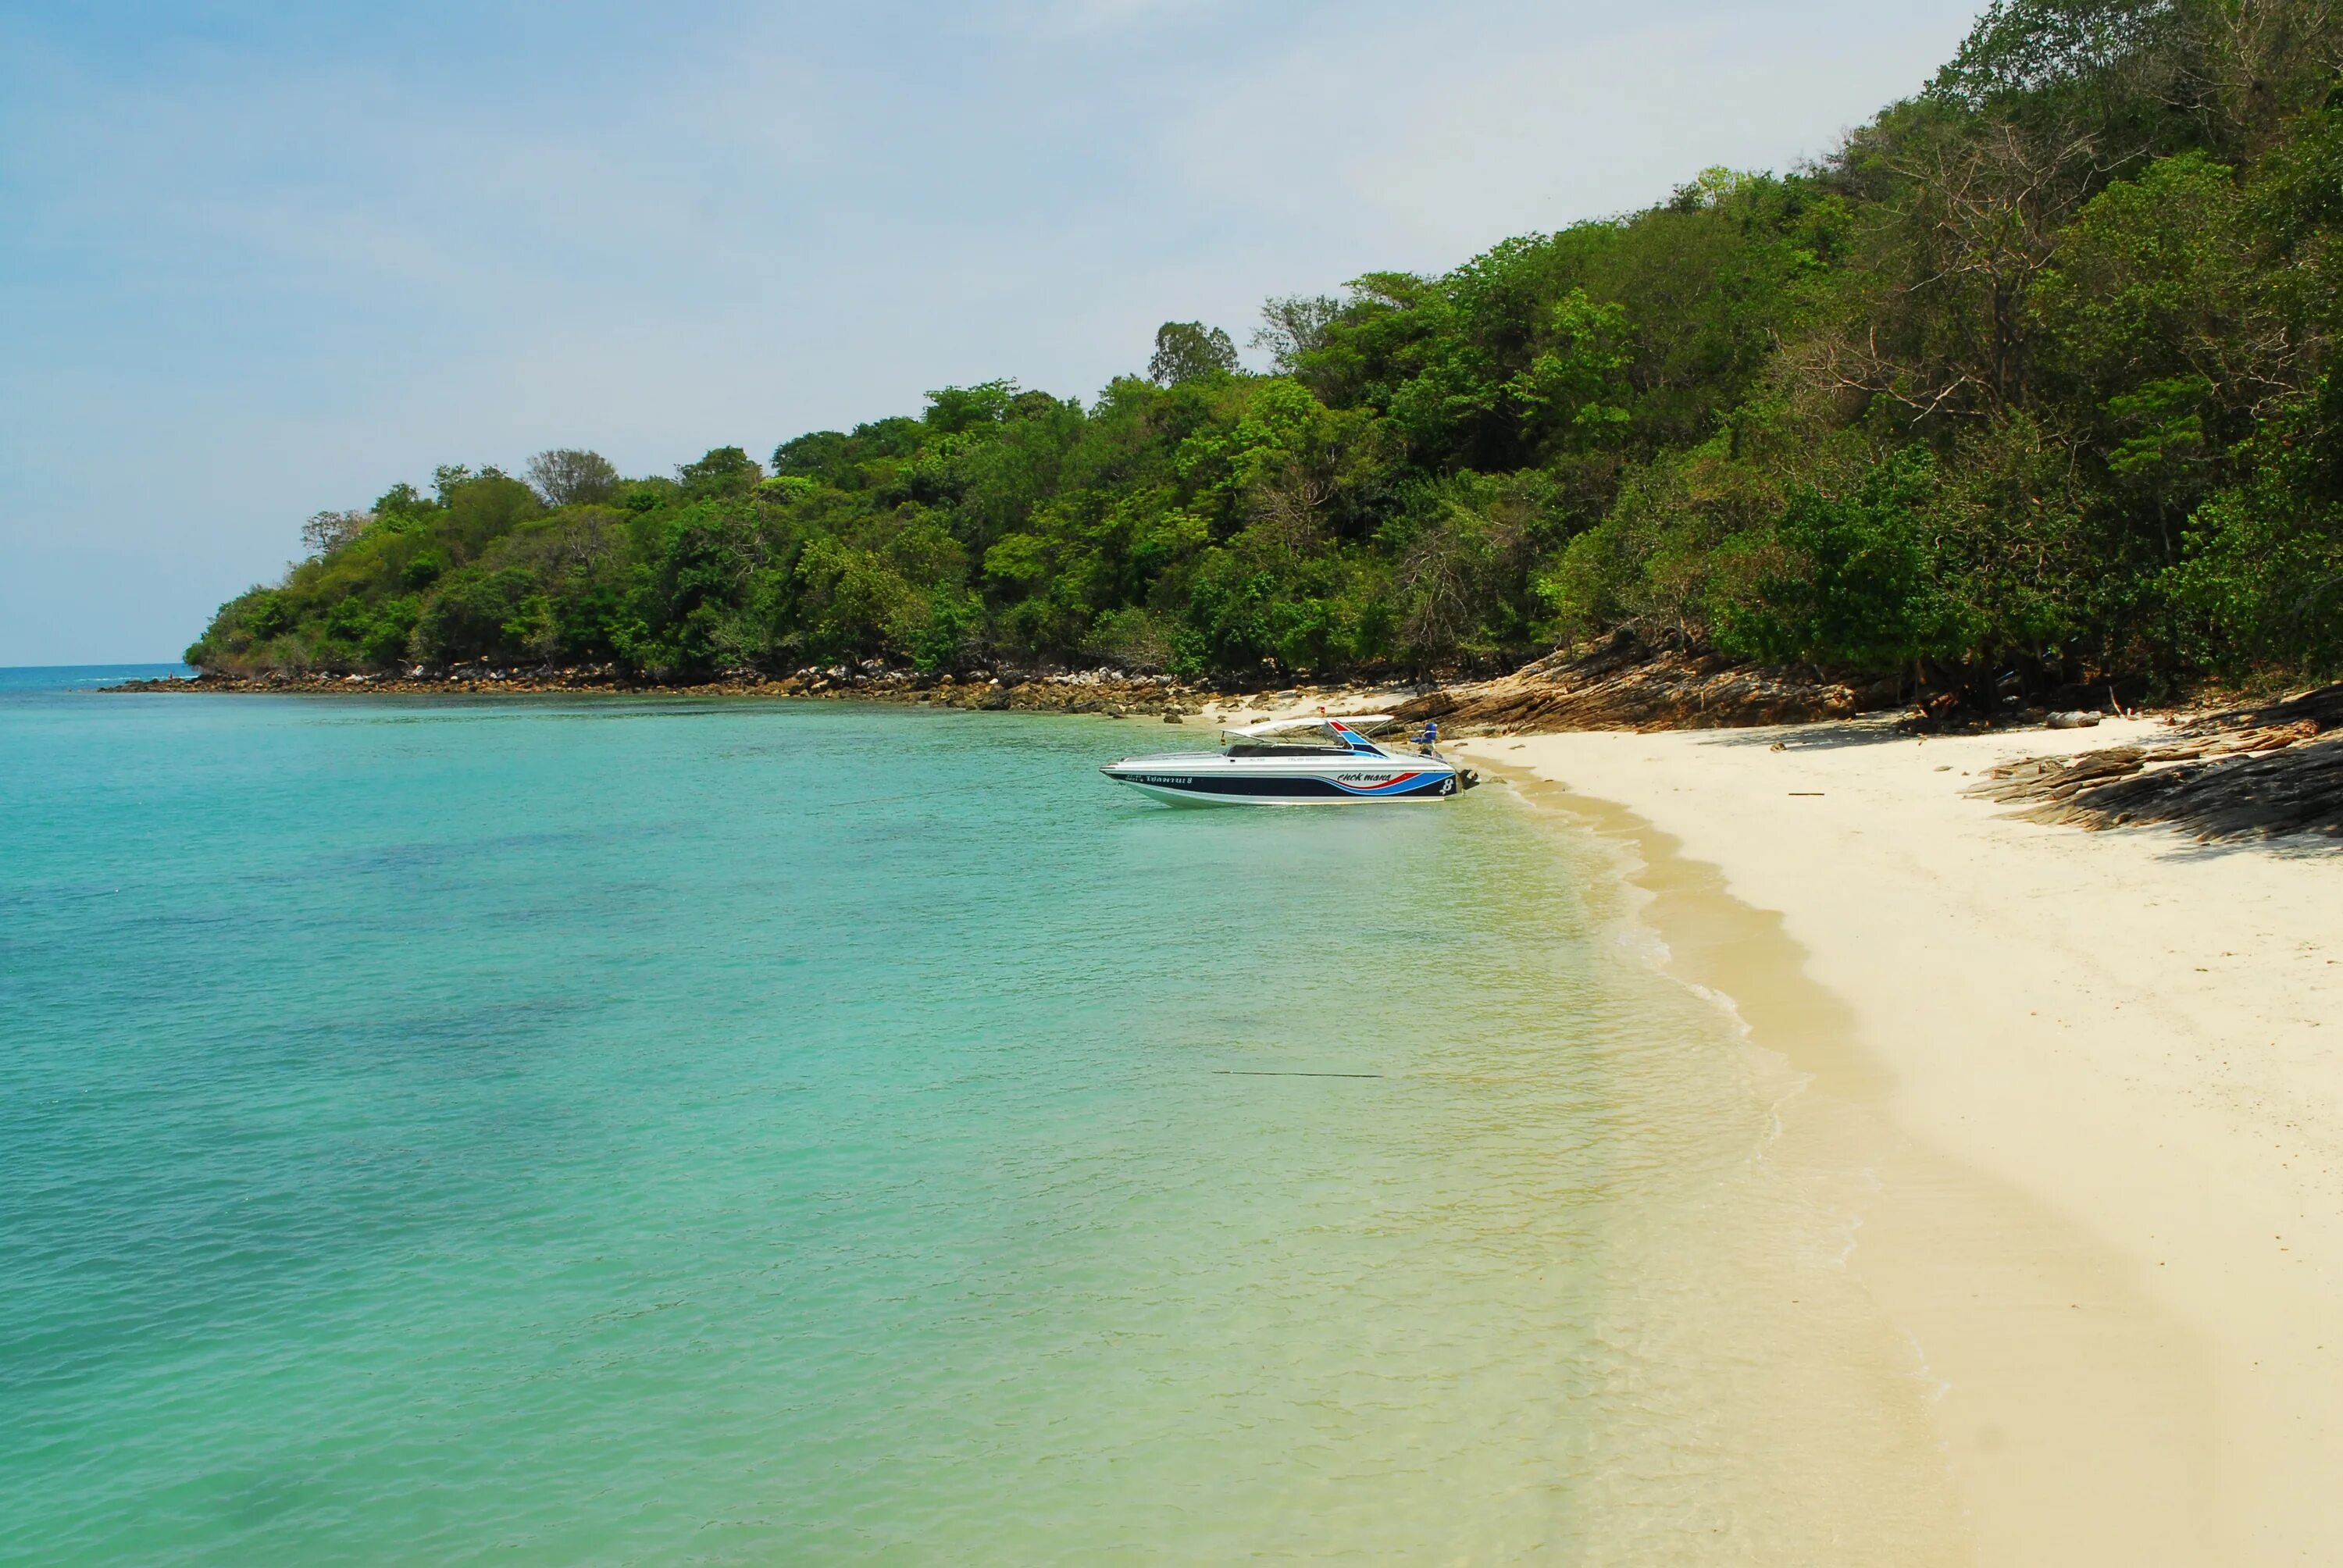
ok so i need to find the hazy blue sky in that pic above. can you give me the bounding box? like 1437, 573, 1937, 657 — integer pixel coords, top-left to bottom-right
0, 0, 1987, 665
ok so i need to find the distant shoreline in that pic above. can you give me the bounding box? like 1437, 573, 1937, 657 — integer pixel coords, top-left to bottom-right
105, 667, 1433, 722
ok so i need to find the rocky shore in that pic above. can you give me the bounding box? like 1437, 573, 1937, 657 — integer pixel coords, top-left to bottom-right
1967, 681, 2343, 839
107, 661, 1387, 721
104, 636, 1931, 732
105, 640, 2161, 743
1389, 638, 1897, 734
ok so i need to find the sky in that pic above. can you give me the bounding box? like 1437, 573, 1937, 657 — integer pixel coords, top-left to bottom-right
0, 0, 1989, 665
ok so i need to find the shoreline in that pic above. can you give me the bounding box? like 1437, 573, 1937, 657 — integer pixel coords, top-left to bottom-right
108, 668, 1217, 715
105, 670, 1459, 734
1464, 722, 2341, 1564
102, 668, 1425, 719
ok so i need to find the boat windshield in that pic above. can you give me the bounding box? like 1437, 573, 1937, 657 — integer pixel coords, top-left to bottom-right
1220, 716, 1391, 757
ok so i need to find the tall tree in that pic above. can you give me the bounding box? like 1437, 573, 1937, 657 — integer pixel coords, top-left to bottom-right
1250, 295, 1342, 373
1149, 322, 1240, 385
300, 509, 373, 558
526, 448, 621, 508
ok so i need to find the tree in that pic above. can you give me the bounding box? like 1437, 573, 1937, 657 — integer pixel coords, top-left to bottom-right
300, 509, 373, 558
1149, 321, 1240, 385
1928, 0, 2174, 111
175, 2, 2343, 700
1715, 449, 1973, 673
1805, 113, 2111, 426
526, 448, 621, 508
922, 380, 1025, 435
678, 446, 763, 497
1250, 295, 1341, 372
1508, 289, 1635, 451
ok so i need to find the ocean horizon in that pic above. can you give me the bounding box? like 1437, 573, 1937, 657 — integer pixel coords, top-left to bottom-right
0, 663, 195, 686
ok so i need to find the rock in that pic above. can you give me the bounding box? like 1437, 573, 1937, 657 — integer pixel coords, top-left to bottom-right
1393, 640, 1860, 735
2046, 711, 2102, 729
1967, 682, 2343, 839
1162, 711, 1182, 723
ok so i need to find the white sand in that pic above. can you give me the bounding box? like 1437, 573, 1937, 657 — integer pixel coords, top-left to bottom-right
1460, 720, 2341, 1565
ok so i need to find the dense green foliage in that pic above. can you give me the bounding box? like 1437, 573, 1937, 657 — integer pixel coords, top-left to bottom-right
192, 0, 2343, 693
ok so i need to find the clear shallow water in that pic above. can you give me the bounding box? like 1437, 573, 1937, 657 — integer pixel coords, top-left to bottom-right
1, 674, 1960, 1564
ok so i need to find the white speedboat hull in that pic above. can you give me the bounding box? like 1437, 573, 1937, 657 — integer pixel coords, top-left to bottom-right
1100, 752, 1464, 806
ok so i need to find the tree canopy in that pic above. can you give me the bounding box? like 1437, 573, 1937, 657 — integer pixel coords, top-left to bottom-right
191, 0, 2343, 696
1148, 322, 1242, 386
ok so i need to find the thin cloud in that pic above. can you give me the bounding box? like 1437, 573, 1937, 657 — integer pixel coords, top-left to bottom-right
3, 0, 1988, 663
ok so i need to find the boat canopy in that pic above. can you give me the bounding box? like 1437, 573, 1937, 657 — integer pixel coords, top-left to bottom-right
1225, 715, 1397, 739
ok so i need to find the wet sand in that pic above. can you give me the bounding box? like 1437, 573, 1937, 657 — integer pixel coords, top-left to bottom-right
1464, 720, 2342, 1565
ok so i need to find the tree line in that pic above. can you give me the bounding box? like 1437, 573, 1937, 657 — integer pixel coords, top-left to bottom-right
191, 0, 2343, 698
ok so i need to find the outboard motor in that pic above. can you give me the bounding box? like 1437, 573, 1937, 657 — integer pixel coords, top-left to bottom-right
1414, 717, 1478, 789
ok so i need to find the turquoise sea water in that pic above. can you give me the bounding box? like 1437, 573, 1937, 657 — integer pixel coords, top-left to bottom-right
1, 671, 1960, 1564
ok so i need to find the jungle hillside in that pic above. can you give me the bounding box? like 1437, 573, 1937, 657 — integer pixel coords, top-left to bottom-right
189, 0, 2343, 700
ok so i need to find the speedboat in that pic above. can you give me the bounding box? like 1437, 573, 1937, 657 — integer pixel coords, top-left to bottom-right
1100, 715, 1478, 806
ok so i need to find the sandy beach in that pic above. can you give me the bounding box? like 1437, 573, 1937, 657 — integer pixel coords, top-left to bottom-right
1456, 718, 2341, 1565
